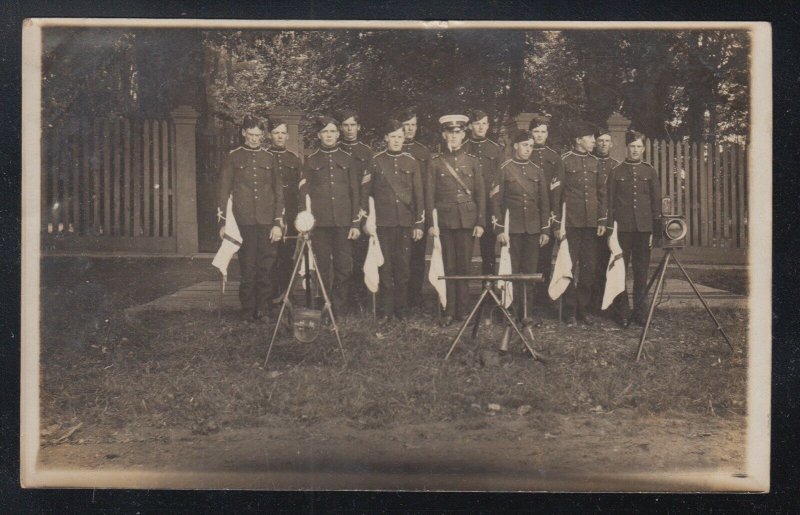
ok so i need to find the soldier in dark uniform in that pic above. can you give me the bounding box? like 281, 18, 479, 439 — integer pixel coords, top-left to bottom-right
556, 121, 607, 326
528, 113, 565, 310
464, 109, 504, 275
491, 129, 551, 323
591, 125, 620, 313
361, 119, 425, 321
265, 117, 302, 304
298, 116, 363, 314
217, 116, 285, 321
426, 113, 485, 327
606, 130, 662, 327
337, 109, 373, 313
399, 108, 433, 308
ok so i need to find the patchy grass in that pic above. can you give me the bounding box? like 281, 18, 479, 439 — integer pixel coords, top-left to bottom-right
40, 257, 748, 445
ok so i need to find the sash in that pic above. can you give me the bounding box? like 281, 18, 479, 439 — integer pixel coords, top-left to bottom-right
504, 163, 538, 199
442, 160, 471, 196
380, 161, 413, 207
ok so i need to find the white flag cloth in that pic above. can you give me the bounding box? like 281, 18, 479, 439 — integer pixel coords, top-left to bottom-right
428, 209, 447, 309
602, 221, 626, 310
212, 196, 242, 280
363, 196, 384, 293
497, 209, 513, 308
548, 202, 573, 300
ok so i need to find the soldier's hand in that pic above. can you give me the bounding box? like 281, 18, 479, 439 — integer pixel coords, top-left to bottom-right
428, 226, 440, 238
472, 226, 484, 238
539, 234, 550, 246
348, 228, 361, 240
219, 227, 225, 240
270, 226, 283, 242
412, 228, 424, 241
555, 228, 565, 241
597, 225, 606, 237
497, 233, 509, 246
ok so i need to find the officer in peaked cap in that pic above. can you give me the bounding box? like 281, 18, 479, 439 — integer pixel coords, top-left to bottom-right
298, 115, 363, 314
591, 124, 621, 313
360, 118, 425, 321
397, 107, 433, 308
464, 108, 504, 276
426, 113, 486, 327
606, 130, 661, 327
557, 120, 607, 326
528, 113, 565, 310
217, 115, 285, 321
265, 117, 303, 305
336, 108, 374, 313
490, 129, 551, 333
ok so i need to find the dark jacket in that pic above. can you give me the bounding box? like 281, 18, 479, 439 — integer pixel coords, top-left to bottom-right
341, 139, 373, 180
463, 137, 504, 198
402, 139, 432, 179
217, 145, 284, 227
606, 159, 661, 233
531, 145, 565, 221
557, 150, 607, 230
362, 150, 424, 229
299, 145, 362, 228
491, 158, 551, 235
425, 145, 486, 229
267, 146, 301, 224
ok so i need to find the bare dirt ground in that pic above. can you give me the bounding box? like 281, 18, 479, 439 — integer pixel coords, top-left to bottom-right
35, 257, 749, 490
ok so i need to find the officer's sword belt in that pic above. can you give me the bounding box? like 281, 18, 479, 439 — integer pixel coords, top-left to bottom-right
442, 160, 471, 197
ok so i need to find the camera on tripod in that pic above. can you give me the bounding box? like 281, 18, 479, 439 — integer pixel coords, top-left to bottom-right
659, 196, 687, 249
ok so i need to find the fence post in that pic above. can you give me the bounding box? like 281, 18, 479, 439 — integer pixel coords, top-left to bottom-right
606, 112, 631, 163
171, 105, 200, 254
266, 106, 305, 161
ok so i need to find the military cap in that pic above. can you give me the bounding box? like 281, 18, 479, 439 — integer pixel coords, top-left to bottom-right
467, 109, 489, 123
625, 129, 646, 145
594, 124, 611, 138
396, 108, 418, 123
383, 118, 404, 136
242, 115, 266, 131
510, 128, 534, 144
528, 113, 552, 130
439, 114, 469, 131
268, 117, 288, 132
570, 120, 596, 139
314, 115, 339, 133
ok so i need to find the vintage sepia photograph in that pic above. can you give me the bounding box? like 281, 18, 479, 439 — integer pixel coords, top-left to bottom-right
21, 19, 771, 491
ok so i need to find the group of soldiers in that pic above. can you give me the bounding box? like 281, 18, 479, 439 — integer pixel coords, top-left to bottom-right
217, 108, 662, 333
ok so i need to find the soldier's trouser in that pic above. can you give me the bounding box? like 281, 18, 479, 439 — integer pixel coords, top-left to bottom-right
237, 224, 278, 314
508, 233, 540, 321
311, 226, 352, 311
612, 231, 652, 319
536, 237, 555, 302
564, 227, 598, 314
407, 221, 429, 304
271, 224, 297, 301
593, 233, 612, 311
479, 212, 497, 274
376, 226, 412, 317
440, 228, 475, 319
350, 234, 369, 309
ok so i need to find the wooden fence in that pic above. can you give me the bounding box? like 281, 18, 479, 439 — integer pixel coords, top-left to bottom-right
644, 138, 747, 249
42, 117, 178, 252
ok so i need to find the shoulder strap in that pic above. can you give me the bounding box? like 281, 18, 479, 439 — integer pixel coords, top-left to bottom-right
442, 159, 471, 196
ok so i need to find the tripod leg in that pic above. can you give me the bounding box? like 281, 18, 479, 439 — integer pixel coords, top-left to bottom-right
471, 282, 489, 339
645, 250, 668, 295
265, 239, 308, 366
637, 252, 670, 361
445, 288, 490, 361
307, 240, 347, 364
489, 289, 543, 362
672, 255, 735, 351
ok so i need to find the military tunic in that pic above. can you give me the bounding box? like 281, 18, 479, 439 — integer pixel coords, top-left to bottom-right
267, 146, 302, 302
531, 144, 565, 304
342, 139, 374, 311
299, 145, 363, 311
217, 145, 285, 315
607, 159, 662, 321
591, 153, 620, 310
362, 149, 424, 317
404, 139, 433, 305
425, 145, 485, 319
465, 137, 504, 274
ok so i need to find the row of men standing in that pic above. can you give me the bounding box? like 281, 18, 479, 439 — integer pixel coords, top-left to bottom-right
217, 109, 661, 329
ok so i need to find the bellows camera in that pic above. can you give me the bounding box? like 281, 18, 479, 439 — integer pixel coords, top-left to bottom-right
660, 196, 687, 249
